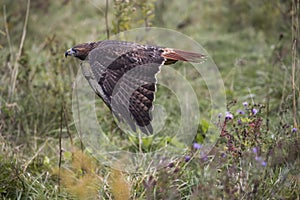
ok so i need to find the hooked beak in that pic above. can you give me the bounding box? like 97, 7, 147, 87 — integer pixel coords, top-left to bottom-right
65, 48, 76, 58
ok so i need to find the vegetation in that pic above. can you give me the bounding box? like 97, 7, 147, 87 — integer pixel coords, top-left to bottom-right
0, 0, 299, 199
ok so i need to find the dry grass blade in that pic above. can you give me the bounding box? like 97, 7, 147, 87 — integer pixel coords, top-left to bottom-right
3, 5, 13, 61
291, 0, 299, 128
9, 0, 31, 99
22, 139, 48, 172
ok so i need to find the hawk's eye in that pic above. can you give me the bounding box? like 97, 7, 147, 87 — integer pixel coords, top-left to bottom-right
72, 48, 77, 54
65, 48, 78, 58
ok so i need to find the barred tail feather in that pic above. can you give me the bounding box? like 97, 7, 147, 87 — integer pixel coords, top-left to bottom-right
162, 48, 206, 63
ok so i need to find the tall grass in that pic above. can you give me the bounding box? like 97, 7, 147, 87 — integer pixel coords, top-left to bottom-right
0, 0, 299, 199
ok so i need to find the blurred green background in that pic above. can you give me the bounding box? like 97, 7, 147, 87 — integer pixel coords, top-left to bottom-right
0, 0, 299, 199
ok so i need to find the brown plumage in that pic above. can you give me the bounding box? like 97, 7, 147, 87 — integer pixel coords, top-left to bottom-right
65, 40, 205, 134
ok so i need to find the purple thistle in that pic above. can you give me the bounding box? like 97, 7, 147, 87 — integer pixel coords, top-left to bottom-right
252, 147, 258, 154
237, 119, 242, 125
255, 156, 262, 162
242, 102, 248, 107
237, 109, 245, 115
255, 157, 267, 166
218, 113, 222, 118
202, 156, 208, 162
225, 111, 233, 120
221, 152, 226, 158
168, 162, 174, 168
193, 142, 202, 150
185, 156, 191, 162
200, 151, 206, 157
292, 127, 297, 133
174, 167, 180, 173
252, 108, 258, 115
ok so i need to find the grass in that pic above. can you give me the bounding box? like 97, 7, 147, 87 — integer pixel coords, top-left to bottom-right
0, 0, 299, 199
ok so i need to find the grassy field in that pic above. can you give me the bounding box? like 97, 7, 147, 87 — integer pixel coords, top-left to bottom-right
0, 0, 299, 199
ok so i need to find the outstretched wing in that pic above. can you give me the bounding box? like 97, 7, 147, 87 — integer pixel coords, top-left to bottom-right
87, 40, 165, 134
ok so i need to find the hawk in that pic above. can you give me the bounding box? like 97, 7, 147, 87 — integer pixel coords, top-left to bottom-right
65, 40, 205, 134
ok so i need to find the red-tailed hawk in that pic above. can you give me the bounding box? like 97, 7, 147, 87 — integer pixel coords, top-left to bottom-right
65, 40, 205, 134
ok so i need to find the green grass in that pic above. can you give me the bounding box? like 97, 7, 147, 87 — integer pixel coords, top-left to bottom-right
0, 0, 299, 199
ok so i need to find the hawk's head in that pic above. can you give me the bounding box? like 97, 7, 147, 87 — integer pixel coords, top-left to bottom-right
65, 42, 98, 60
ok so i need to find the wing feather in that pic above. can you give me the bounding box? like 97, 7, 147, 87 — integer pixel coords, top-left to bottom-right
88, 41, 165, 134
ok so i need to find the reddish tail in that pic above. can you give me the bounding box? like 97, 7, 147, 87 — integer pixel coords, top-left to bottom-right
162, 48, 206, 64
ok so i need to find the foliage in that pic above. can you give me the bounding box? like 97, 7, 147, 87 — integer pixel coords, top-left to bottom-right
111, 0, 156, 34
52, 148, 103, 199
0, 0, 299, 199
109, 168, 131, 200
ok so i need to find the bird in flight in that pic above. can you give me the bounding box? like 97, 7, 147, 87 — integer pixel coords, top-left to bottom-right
65, 40, 205, 135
